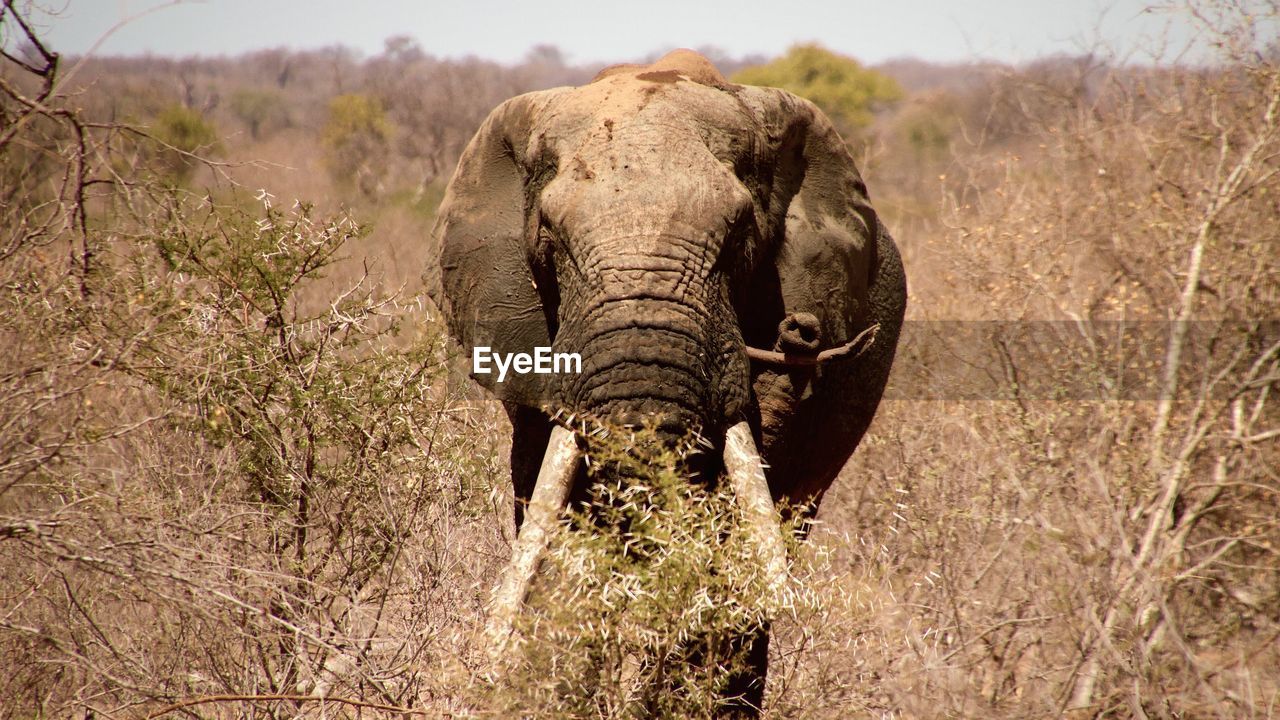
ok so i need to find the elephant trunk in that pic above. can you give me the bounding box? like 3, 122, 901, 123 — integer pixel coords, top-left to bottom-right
483, 241, 772, 657
561, 295, 725, 437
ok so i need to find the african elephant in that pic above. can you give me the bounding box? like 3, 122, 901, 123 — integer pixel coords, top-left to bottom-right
427, 49, 905, 713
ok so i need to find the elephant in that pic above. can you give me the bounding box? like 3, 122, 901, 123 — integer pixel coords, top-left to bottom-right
426, 48, 905, 714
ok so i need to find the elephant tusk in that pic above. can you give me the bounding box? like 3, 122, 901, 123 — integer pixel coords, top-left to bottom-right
486, 424, 582, 656
744, 323, 879, 367
723, 421, 789, 597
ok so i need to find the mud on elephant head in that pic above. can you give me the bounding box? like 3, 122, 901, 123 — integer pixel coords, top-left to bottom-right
428, 48, 905, 504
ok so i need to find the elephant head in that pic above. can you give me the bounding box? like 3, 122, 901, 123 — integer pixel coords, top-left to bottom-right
427, 49, 906, 705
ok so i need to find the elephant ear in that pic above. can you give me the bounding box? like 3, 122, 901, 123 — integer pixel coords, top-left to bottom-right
735, 88, 907, 503
738, 89, 896, 352
427, 90, 563, 407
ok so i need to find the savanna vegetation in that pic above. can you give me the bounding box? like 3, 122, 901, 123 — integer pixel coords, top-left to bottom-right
1, 0, 1277, 717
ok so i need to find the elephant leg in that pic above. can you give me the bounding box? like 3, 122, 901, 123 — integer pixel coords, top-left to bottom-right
681, 621, 769, 718
721, 623, 770, 718
504, 401, 554, 530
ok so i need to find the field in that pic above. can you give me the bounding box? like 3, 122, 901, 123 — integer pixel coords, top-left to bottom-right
2, 2, 1278, 717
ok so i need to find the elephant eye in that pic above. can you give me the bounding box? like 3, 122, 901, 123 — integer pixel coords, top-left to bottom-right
534, 221, 582, 275
714, 205, 755, 273
533, 224, 559, 261
731, 152, 758, 184
723, 212, 745, 248
536, 224, 553, 247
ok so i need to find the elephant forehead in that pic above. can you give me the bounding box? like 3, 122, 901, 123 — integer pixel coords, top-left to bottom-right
536, 85, 754, 198
539, 151, 749, 234
543, 76, 753, 151
530, 77, 764, 234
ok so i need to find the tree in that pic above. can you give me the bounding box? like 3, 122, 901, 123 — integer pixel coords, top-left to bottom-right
322, 93, 391, 197
151, 104, 220, 183
731, 44, 902, 135
229, 87, 285, 140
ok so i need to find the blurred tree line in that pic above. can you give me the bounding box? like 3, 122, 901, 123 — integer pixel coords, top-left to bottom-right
65, 38, 597, 201
57, 38, 998, 207
58, 31, 1141, 220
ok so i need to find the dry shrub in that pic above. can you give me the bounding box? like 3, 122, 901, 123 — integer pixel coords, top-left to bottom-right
816, 2, 1280, 717
0, 188, 513, 716
486, 427, 769, 717
1, 14, 510, 715
482, 423, 877, 719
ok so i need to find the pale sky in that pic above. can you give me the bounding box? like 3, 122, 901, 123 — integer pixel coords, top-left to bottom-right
28, 0, 1200, 66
